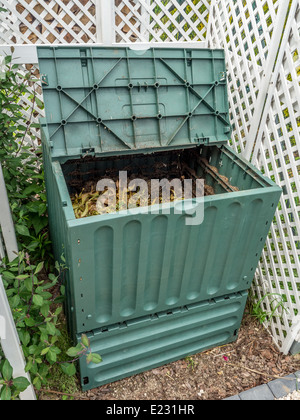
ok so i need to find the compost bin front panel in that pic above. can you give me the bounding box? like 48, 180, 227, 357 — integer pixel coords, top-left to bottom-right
77, 291, 248, 391
54, 143, 280, 334
67, 186, 280, 334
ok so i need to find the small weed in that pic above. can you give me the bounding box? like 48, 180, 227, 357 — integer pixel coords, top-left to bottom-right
185, 356, 197, 371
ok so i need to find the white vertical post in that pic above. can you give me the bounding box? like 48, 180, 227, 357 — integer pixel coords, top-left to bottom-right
0, 276, 36, 400
249, 0, 300, 165
96, 0, 115, 45
243, 0, 292, 161
140, 0, 151, 42
0, 163, 18, 262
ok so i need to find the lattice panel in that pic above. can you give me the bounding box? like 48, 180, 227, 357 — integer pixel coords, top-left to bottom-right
114, 0, 211, 43
252, 3, 300, 349
21, 64, 45, 148
208, 0, 279, 155
208, 0, 300, 351
0, 0, 96, 44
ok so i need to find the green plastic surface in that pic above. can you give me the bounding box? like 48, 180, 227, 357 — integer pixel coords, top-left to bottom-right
41, 121, 281, 336
77, 291, 248, 391
37, 46, 231, 162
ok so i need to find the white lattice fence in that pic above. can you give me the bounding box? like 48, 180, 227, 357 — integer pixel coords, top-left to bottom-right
113, 0, 211, 43
0, 0, 96, 44
208, 0, 300, 352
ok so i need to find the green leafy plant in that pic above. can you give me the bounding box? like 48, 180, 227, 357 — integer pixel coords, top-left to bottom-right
0, 252, 102, 395
0, 51, 51, 263
0, 358, 30, 400
0, 53, 102, 399
249, 292, 288, 324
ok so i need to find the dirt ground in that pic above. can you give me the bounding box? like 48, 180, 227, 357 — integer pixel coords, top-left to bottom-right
40, 310, 300, 400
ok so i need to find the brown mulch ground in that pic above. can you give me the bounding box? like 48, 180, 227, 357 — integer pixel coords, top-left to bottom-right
40, 310, 300, 400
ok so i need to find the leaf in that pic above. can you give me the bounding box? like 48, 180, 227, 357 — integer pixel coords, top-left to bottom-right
32, 294, 44, 307
81, 334, 90, 348
4, 55, 12, 65
2, 360, 13, 381
24, 316, 36, 327
46, 348, 58, 363
91, 354, 102, 365
24, 277, 33, 292
15, 224, 31, 237
16, 274, 30, 280
86, 353, 93, 364
40, 347, 49, 356
61, 363, 76, 377
25, 360, 33, 373
46, 322, 56, 336
34, 261, 44, 275
10, 294, 20, 308
13, 377, 30, 392
28, 345, 38, 355
66, 344, 82, 358
0, 385, 11, 401
2, 271, 15, 281
22, 331, 31, 347
40, 303, 50, 318
32, 377, 42, 390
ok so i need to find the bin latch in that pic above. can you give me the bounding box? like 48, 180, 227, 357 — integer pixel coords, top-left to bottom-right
81, 147, 95, 158
195, 136, 210, 146
41, 74, 49, 86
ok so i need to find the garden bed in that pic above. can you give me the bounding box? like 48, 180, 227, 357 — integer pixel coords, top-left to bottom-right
39, 310, 300, 400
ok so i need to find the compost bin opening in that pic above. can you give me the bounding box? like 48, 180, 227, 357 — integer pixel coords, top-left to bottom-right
61, 145, 262, 219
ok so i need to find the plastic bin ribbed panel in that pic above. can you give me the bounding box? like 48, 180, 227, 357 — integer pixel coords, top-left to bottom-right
77, 291, 248, 391
41, 128, 281, 336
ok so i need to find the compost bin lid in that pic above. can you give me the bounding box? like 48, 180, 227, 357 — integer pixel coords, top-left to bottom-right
37, 46, 231, 161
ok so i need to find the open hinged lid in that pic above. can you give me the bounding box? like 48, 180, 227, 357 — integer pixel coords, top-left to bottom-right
37, 46, 231, 161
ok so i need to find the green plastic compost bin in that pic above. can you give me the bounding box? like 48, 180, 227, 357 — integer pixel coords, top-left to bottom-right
38, 46, 281, 389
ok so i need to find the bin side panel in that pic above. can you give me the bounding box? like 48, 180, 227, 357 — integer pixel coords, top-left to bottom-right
42, 128, 77, 334
77, 291, 248, 391
68, 187, 280, 334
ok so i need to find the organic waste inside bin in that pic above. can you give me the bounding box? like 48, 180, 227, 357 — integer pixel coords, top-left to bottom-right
63, 147, 240, 219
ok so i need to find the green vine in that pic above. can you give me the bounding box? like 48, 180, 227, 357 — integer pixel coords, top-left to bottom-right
0, 52, 101, 400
